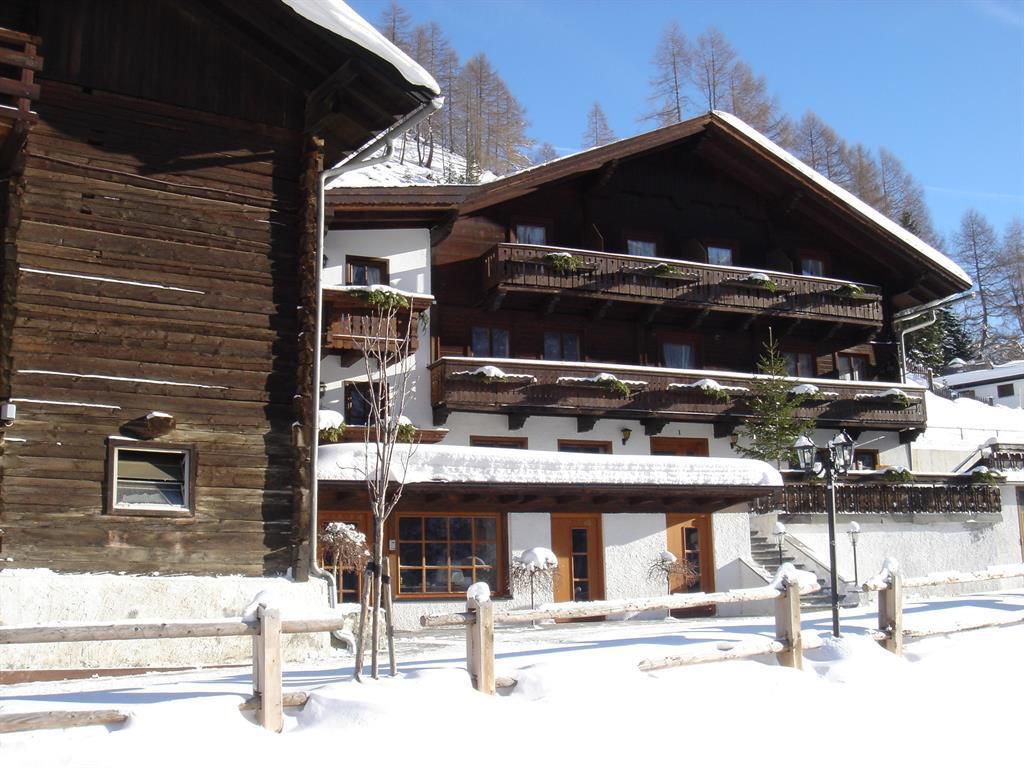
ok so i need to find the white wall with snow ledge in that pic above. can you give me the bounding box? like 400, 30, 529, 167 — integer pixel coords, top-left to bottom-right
0, 571, 337, 671
602, 513, 668, 618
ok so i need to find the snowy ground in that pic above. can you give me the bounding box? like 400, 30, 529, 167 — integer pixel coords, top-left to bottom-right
2, 590, 1022, 767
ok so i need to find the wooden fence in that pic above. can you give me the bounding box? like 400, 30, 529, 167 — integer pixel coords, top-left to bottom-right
422, 574, 821, 694
0, 605, 347, 734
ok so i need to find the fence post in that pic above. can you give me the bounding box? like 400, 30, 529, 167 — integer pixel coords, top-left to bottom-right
774, 581, 803, 670
465, 597, 495, 695
254, 604, 283, 732
878, 572, 903, 655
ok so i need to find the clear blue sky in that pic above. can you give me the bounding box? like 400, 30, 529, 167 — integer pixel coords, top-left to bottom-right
350, 0, 1024, 243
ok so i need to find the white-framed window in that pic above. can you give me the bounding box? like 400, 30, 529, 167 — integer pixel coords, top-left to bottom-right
626, 239, 658, 257
707, 245, 733, 266
107, 440, 194, 517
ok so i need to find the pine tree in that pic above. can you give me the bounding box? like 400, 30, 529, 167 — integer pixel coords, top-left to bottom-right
735, 332, 815, 469
583, 101, 616, 148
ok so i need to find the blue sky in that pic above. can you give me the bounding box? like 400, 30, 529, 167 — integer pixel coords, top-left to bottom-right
350, 0, 1024, 243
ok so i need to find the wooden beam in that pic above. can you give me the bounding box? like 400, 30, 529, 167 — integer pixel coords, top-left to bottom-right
687, 307, 711, 330
508, 413, 528, 431
487, 289, 506, 312
642, 418, 668, 436
713, 421, 738, 439
642, 305, 661, 325
432, 406, 450, 426
899, 428, 923, 445
592, 299, 613, 321
577, 415, 598, 433
542, 294, 561, 315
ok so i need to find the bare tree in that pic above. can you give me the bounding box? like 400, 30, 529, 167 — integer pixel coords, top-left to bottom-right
583, 101, 616, 148
995, 217, 1024, 338
642, 21, 690, 126
690, 27, 736, 112
842, 143, 883, 209
954, 209, 1000, 354
349, 287, 426, 681
379, 1, 412, 50
724, 61, 789, 142
786, 111, 850, 186
531, 142, 559, 164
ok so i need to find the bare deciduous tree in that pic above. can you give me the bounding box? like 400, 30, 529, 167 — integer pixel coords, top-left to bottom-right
954, 209, 1000, 354
643, 21, 690, 127
583, 101, 616, 148
690, 27, 736, 112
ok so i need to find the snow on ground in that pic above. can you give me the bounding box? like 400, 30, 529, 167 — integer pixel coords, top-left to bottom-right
916, 390, 1024, 450
329, 135, 499, 188
3, 589, 1022, 767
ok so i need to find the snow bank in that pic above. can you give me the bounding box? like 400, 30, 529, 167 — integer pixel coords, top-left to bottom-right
319, 409, 344, 429
768, 562, 818, 591
466, 582, 491, 603
915, 391, 1024, 449
319, 442, 783, 487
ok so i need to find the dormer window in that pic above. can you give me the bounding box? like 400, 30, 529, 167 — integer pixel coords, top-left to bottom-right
707, 245, 733, 266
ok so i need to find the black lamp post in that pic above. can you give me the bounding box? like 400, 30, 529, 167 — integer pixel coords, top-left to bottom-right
793, 430, 854, 638
847, 521, 860, 586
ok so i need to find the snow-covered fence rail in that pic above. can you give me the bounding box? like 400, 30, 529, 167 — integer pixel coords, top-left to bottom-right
0, 605, 348, 733
423, 567, 820, 693
860, 561, 1024, 655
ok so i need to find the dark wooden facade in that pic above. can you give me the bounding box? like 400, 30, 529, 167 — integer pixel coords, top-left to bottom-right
0, 1, 436, 575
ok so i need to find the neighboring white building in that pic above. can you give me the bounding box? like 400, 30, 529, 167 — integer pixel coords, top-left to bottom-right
938, 360, 1024, 409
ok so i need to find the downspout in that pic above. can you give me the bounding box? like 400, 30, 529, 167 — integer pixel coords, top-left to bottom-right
308, 96, 443, 645
893, 288, 974, 384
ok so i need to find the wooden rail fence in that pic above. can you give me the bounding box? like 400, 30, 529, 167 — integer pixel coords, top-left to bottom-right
0, 605, 348, 733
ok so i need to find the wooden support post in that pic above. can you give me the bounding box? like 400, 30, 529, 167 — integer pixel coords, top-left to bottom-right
465, 596, 495, 695
774, 582, 803, 670
254, 605, 283, 732
878, 572, 903, 656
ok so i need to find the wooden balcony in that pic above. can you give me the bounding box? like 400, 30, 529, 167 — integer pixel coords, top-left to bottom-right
751, 480, 1002, 519
323, 287, 432, 360
0, 27, 42, 171
429, 357, 927, 432
481, 244, 883, 327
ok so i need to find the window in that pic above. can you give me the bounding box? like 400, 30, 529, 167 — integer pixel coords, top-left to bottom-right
347, 256, 388, 286
662, 341, 696, 369
997, 383, 1015, 398
396, 514, 501, 596
853, 450, 879, 471
837, 353, 869, 381
958, 389, 976, 400
784, 351, 815, 378
557, 439, 612, 454
471, 326, 510, 358
707, 245, 733, 266
800, 256, 826, 277
626, 239, 658, 257
514, 223, 547, 245
344, 382, 374, 426
470, 436, 528, 449
544, 331, 580, 361
107, 441, 195, 517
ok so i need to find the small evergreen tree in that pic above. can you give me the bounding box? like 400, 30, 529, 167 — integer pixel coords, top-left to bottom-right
735, 331, 814, 469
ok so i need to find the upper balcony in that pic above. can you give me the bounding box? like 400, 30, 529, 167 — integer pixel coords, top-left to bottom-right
0, 27, 42, 171
429, 356, 927, 433
323, 286, 432, 361
481, 244, 883, 328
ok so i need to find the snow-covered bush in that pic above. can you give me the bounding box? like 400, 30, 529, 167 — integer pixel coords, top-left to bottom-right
396, 415, 417, 444
511, 547, 559, 609
319, 522, 370, 577
646, 549, 696, 591
877, 466, 914, 484
318, 409, 346, 444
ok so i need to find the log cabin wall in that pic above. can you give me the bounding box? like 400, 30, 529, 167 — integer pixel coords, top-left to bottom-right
0, 1, 310, 575
432, 142, 899, 378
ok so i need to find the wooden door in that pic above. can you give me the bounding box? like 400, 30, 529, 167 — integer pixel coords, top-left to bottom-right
665, 513, 714, 617
551, 513, 604, 603
650, 437, 710, 457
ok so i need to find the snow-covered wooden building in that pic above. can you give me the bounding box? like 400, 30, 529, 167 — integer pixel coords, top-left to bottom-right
321, 113, 1022, 628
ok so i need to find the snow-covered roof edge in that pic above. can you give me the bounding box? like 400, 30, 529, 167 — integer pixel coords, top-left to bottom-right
282, 1, 440, 96
711, 111, 970, 286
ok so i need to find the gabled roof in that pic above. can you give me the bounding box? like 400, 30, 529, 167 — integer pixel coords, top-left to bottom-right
458, 111, 970, 294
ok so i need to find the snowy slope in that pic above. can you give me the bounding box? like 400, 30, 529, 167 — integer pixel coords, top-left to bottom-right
330, 135, 498, 188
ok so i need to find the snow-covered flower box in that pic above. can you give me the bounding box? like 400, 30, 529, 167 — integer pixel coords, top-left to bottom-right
876, 465, 915, 484
448, 365, 537, 385
853, 388, 920, 409
620, 262, 700, 283
959, 466, 1005, 486
720, 272, 790, 294
555, 372, 647, 397
787, 383, 839, 404
830, 283, 880, 301
543, 251, 590, 275
668, 378, 749, 402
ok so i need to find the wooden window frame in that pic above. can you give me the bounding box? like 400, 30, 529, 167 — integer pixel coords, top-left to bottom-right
557, 439, 613, 454
797, 249, 829, 278
543, 329, 581, 362
344, 381, 377, 426
782, 346, 817, 378
510, 217, 552, 246
346, 255, 389, 286
106, 438, 197, 518
704, 239, 739, 267
658, 333, 701, 369
393, 512, 506, 599
996, 383, 1015, 398
623, 229, 662, 258
835, 352, 871, 381
470, 435, 528, 449
853, 449, 879, 471
470, 325, 511, 358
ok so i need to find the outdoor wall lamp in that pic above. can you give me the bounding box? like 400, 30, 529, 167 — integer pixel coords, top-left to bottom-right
793, 429, 855, 638
621, 427, 632, 445
0, 402, 16, 428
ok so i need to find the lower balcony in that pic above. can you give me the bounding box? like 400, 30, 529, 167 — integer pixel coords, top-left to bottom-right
429, 357, 928, 432
323, 286, 432, 361
751, 479, 1002, 519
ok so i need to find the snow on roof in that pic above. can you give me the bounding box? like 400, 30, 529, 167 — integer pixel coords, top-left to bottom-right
319, 442, 782, 487
938, 360, 1024, 388
915, 391, 1024, 450
712, 111, 970, 287
329, 135, 498, 188
282, 1, 440, 96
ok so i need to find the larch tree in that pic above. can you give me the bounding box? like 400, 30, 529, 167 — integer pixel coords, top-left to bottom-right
690, 27, 737, 112
842, 143, 883, 210
532, 142, 559, 164
954, 209, 1000, 354
643, 21, 690, 126
995, 218, 1024, 339
786, 111, 851, 187
583, 101, 616, 148
379, 1, 412, 51
408, 21, 454, 168
724, 60, 789, 142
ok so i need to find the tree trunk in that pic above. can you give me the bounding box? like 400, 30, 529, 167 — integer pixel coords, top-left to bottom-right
370, 517, 385, 679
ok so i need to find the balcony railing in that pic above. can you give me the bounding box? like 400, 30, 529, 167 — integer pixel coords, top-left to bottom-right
429, 357, 927, 430
481, 244, 883, 326
323, 288, 432, 357
751, 481, 1002, 518
0, 27, 42, 171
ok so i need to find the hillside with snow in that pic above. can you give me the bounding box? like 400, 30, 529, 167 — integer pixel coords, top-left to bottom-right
330, 135, 498, 188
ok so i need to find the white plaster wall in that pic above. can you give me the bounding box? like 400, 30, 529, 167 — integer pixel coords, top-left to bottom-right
0, 571, 335, 670
320, 228, 433, 427
952, 381, 1023, 409
602, 513, 667, 619
786, 488, 1023, 597
710, 505, 761, 616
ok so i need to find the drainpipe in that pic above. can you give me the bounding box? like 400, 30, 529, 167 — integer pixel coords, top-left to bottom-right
893, 289, 974, 384
307, 96, 443, 645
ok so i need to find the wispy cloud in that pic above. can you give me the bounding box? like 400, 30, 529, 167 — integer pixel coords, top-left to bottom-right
972, 0, 1024, 30
925, 185, 1024, 202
